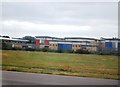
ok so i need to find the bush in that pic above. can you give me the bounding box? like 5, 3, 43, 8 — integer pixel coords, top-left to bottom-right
41, 48, 49, 52
57, 49, 64, 53
35, 48, 42, 51
12, 47, 23, 50
75, 49, 90, 54
25, 48, 36, 51
47, 49, 57, 52
64, 50, 74, 53
2, 43, 12, 50
97, 50, 119, 56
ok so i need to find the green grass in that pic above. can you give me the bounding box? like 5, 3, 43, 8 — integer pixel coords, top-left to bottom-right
1, 50, 119, 80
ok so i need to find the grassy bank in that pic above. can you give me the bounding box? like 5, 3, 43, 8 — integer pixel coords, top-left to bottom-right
1, 50, 119, 79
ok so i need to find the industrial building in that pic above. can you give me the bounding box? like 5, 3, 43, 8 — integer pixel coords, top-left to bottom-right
35, 36, 96, 52
64, 37, 99, 51
99, 38, 120, 51
0, 36, 39, 49
1, 35, 120, 53
0, 37, 29, 49
35, 36, 120, 52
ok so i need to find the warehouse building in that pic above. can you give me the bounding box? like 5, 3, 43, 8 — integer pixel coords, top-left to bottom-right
100, 38, 120, 51
0, 37, 29, 49
35, 36, 101, 52
48, 37, 99, 52
1, 35, 120, 53
64, 37, 99, 51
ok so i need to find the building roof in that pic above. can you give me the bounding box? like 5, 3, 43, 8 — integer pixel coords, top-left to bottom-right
100, 38, 120, 41
35, 36, 63, 39
64, 37, 98, 40
49, 40, 90, 43
0, 37, 29, 42
35, 36, 52, 38
35, 36, 98, 40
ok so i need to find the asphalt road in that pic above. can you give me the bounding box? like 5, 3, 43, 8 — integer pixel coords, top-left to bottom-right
1, 70, 119, 85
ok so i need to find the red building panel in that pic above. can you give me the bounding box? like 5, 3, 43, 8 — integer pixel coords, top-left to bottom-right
44, 39, 49, 45
36, 39, 40, 45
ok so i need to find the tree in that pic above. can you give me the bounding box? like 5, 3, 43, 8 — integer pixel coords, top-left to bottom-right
2, 36, 10, 38
2, 43, 12, 50
22, 36, 36, 44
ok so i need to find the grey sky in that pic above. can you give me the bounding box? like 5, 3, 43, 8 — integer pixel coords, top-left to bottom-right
1, 1, 118, 38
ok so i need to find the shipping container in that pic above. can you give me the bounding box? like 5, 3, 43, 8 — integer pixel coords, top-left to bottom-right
58, 44, 72, 50
105, 42, 112, 48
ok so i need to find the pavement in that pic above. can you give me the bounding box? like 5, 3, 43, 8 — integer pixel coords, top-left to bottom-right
1, 70, 119, 85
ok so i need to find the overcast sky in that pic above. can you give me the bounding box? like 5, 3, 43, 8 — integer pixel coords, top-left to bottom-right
1, 1, 118, 38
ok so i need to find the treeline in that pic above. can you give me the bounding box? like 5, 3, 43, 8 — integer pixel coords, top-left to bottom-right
1, 42, 120, 56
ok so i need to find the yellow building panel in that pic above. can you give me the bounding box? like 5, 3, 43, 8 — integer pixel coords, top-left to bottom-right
49, 43, 58, 50
72, 44, 82, 51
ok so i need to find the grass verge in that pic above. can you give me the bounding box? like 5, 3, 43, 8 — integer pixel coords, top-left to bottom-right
1, 50, 119, 80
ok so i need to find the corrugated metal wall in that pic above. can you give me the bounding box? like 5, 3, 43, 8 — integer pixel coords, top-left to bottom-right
105, 42, 112, 48
58, 44, 72, 50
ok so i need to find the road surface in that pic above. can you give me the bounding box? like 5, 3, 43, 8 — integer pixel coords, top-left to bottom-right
1, 70, 119, 85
